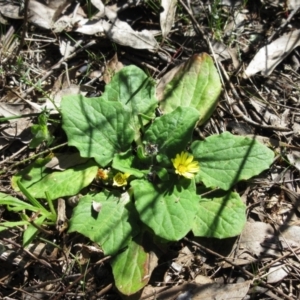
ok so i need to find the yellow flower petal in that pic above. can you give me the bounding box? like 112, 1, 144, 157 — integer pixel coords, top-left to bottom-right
113, 172, 130, 187
172, 151, 199, 179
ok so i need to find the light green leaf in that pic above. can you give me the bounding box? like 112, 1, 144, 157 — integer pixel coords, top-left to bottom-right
191, 132, 274, 190
61, 96, 135, 166
111, 234, 150, 295
101, 65, 157, 137
158, 53, 222, 125
144, 107, 199, 161
68, 193, 140, 255
0, 192, 38, 212
30, 113, 54, 149
0, 221, 29, 232
11, 159, 98, 199
131, 179, 198, 241
192, 191, 246, 238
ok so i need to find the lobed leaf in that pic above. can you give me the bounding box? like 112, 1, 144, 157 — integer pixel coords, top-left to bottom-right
144, 106, 199, 162
61, 96, 135, 166
192, 191, 246, 238
191, 132, 274, 190
132, 179, 199, 241
68, 193, 140, 256
101, 65, 157, 139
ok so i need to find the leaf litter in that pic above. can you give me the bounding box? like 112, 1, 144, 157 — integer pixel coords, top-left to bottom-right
0, 0, 300, 299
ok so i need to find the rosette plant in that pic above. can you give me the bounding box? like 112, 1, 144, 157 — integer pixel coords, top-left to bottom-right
2, 53, 274, 296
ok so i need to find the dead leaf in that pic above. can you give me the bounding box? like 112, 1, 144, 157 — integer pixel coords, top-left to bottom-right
0, 103, 26, 118
219, 0, 244, 6
28, 0, 56, 29
249, 98, 289, 128
244, 29, 300, 77
287, 151, 300, 171
91, 0, 105, 17
0, 104, 34, 142
267, 262, 290, 283
141, 281, 251, 300
59, 36, 77, 57
287, 0, 300, 10
103, 53, 124, 84
211, 39, 240, 69
160, 0, 177, 39
0, 3, 23, 19
102, 18, 158, 50
222, 222, 300, 267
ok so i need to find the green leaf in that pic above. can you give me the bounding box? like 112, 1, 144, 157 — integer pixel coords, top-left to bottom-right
112, 150, 147, 178
144, 107, 199, 162
191, 132, 274, 190
111, 233, 150, 295
61, 96, 135, 166
159, 53, 222, 125
23, 215, 47, 247
11, 159, 98, 199
68, 192, 140, 255
30, 113, 54, 149
17, 180, 51, 216
101, 65, 157, 137
131, 179, 198, 241
0, 221, 29, 232
192, 191, 246, 238
0, 193, 38, 212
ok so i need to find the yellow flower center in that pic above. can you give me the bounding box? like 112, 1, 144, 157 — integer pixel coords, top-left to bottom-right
115, 173, 126, 185
177, 164, 187, 174
113, 172, 130, 187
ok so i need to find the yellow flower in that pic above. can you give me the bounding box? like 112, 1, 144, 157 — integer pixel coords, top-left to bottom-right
171, 152, 199, 179
113, 172, 130, 187
96, 168, 109, 180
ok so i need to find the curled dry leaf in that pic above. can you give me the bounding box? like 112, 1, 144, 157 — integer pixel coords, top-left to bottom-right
76, 17, 158, 50
75, 19, 105, 35
160, 0, 177, 39
28, 0, 56, 29
0, 3, 23, 19
102, 18, 158, 50
267, 262, 290, 283
211, 40, 240, 69
244, 29, 300, 77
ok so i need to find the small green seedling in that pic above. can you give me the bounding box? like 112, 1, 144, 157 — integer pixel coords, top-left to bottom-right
0, 180, 57, 247
30, 110, 54, 148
